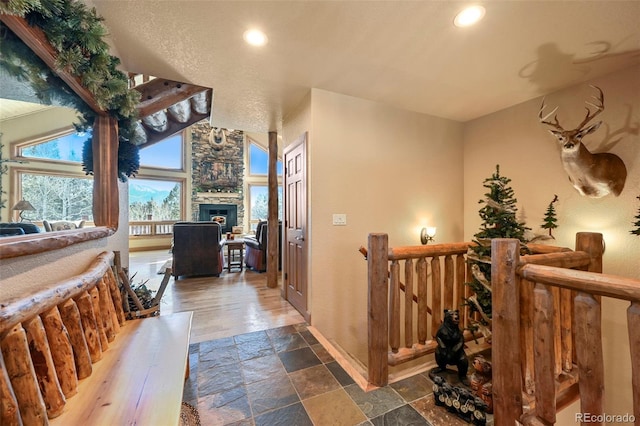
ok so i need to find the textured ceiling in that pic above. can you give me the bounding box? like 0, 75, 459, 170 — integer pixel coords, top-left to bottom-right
88, 1, 639, 132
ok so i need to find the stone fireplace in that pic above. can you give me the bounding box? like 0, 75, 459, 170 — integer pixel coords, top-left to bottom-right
191, 122, 245, 229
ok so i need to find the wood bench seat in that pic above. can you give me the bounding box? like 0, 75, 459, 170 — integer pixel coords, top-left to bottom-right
50, 311, 193, 425
1, 251, 192, 426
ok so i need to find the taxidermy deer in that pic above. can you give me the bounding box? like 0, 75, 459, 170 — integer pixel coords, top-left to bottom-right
539, 85, 627, 198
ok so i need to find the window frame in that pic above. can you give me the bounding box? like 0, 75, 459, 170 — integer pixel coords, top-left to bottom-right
14, 126, 89, 166
13, 167, 95, 223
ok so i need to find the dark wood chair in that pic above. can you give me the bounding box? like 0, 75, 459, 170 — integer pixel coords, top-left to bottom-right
172, 222, 225, 279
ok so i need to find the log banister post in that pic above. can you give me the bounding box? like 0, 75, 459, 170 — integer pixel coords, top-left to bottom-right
575, 232, 603, 273
533, 283, 556, 424
492, 238, 523, 425
368, 233, 389, 387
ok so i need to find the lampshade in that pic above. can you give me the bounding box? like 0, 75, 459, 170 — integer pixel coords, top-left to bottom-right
12, 200, 35, 211
12, 200, 36, 222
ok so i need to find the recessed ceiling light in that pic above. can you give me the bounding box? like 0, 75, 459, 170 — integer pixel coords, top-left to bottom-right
243, 29, 268, 46
454, 5, 486, 28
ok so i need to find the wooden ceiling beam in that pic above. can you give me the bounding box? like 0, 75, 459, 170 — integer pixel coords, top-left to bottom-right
135, 80, 211, 118
0, 14, 107, 116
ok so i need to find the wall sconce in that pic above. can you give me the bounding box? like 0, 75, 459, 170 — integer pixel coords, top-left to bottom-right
12, 200, 36, 222
420, 227, 437, 245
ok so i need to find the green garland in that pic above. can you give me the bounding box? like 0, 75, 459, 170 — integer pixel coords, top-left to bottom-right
0, 0, 141, 181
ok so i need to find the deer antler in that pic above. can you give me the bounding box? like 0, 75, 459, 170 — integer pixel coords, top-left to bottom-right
576, 85, 604, 130
539, 98, 563, 131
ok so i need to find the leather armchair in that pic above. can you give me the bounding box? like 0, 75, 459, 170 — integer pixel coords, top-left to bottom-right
245, 220, 281, 272
0, 222, 41, 236
172, 222, 225, 279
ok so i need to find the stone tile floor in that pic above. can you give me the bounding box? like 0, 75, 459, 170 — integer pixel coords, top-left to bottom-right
183, 322, 472, 426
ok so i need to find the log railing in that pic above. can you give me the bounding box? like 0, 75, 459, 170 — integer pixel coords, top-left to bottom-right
0, 251, 126, 424
492, 232, 640, 426
367, 233, 473, 386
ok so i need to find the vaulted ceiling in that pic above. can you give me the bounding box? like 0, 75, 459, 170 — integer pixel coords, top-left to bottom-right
91, 1, 640, 133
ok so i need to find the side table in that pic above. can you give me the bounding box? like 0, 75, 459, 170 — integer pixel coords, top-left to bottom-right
225, 238, 245, 272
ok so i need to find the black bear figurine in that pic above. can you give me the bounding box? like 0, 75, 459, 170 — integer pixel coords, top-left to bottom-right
434, 309, 469, 385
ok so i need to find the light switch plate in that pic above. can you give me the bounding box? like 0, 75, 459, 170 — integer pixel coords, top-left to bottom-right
332, 214, 347, 226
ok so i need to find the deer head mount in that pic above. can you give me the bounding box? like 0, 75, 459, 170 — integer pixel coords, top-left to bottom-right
539, 85, 627, 198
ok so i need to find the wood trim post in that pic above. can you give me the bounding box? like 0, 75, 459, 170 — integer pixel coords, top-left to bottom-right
368, 233, 389, 387
266, 131, 278, 288
92, 115, 119, 230
491, 238, 523, 425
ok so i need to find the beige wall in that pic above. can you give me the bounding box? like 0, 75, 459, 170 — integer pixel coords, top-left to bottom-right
284, 88, 464, 365
464, 65, 640, 416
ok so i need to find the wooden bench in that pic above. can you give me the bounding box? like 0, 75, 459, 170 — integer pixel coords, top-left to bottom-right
0, 251, 193, 426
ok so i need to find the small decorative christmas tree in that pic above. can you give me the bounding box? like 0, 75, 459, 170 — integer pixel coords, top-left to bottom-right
632, 196, 640, 236
541, 195, 559, 238
465, 165, 530, 340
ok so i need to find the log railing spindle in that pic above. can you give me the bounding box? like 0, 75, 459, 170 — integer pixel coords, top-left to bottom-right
41, 306, 78, 398
417, 257, 428, 344
431, 256, 441, 336
23, 315, 66, 418
389, 260, 401, 353
404, 259, 414, 348
1, 324, 48, 425
0, 348, 22, 425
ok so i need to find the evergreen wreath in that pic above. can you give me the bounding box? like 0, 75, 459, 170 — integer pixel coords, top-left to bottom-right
0, 0, 141, 181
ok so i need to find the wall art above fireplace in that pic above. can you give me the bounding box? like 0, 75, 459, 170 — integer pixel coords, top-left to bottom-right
198, 161, 241, 190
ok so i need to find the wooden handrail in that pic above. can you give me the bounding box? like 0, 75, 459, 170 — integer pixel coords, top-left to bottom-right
388, 242, 471, 260
521, 264, 640, 302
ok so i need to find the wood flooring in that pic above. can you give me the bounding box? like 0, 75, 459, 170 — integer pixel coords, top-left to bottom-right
128, 250, 305, 344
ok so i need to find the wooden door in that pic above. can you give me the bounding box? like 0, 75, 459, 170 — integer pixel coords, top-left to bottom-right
283, 133, 309, 322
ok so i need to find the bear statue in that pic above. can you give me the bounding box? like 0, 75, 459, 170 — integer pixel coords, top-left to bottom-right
434, 309, 469, 385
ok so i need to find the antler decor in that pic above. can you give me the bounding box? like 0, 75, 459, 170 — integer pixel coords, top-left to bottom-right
539, 85, 627, 198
